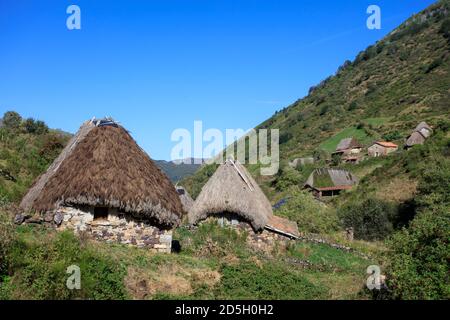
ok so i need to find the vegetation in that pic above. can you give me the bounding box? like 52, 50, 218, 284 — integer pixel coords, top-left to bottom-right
0, 111, 70, 203
1, 1, 449, 301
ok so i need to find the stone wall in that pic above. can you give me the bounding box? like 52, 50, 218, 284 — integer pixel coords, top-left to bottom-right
19, 206, 173, 253
203, 215, 296, 254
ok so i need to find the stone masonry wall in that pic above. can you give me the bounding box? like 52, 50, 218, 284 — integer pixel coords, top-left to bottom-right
57, 206, 172, 253
204, 215, 295, 253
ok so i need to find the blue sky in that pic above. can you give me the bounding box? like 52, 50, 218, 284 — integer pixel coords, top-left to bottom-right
0, 0, 436, 160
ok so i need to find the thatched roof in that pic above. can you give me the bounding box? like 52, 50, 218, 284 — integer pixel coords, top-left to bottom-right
415, 121, 432, 132
176, 186, 194, 212
405, 131, 426, 147
20, 119, 183, 227
188, 159, 273, 231
335, 137, 363, 152
305, 168, 358, 190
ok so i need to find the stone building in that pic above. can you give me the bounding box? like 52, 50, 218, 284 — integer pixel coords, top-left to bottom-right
405, 121, 433, 149
368, 141, 398, 157
332, 137, 363, 164
188, 159, 299, 248
19, 118, 184, 253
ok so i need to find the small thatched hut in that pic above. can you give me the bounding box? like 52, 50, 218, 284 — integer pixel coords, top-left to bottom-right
405, 121, 432, 148
189, 159, 272, 231
176, 186, 194, 213
188, 159, 299, 243
304, 168, 358, 198
20, 118, 183, 252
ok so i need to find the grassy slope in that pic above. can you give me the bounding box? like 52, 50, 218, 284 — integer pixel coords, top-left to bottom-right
182, 0, 450, 200
0, 222, 377, 300
0, 127, 70, 203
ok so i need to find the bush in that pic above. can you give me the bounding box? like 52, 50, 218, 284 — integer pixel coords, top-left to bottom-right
338, 198, 396, 241
382, 131, 402, 141
386, 205, 450, 300
2, 111, 22, 130
273, 167, 302, 191
385, 152, 450, 299
277, 189, 339, 234
6, 228, 127, 300
24, 118, 49, 135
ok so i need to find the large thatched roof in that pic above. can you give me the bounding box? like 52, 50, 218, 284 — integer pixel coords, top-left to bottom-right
188, 159, 273, 231
20, 119, 183, 227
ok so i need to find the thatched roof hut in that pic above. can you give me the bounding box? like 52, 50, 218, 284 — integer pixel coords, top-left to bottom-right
405, 131, 426, 148
20, 118, 183, 227
188, 159, 273, 231
176, 186, 194, 213
335, 137, 363, 153
304, 168, 358, 197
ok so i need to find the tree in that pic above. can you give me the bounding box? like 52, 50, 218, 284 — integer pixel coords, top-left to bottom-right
34, 120, 49, 135
338, 198, 396, 241
2, 111, 22, 130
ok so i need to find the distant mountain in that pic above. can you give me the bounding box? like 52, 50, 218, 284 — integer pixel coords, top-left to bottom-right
155, 159, 204, 183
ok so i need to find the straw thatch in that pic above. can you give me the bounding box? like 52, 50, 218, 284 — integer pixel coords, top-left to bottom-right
335, 137, 363, 153
20, 119, 183, 227
405, 131, 426, 147
176, 186, 194, 212
305, 168, 358, 190
188, 159, 273, 231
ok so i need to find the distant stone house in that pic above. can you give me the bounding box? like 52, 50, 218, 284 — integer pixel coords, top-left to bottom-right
332, 138, 364, 164
19, 118, 184, 253
405, 121, 432, 148
304, 168, 359, 198
368, 141, 398, 157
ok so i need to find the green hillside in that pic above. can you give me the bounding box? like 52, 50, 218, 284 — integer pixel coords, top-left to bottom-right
179, 1, 450, 299
182, 0, 450, 198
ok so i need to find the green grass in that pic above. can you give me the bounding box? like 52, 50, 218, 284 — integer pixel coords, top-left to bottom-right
363, 117, 391, 127
0, 220, 377, 300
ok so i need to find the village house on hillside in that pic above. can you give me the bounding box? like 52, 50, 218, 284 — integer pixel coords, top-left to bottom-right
19, 118, 184, 253
405, 121, 433, 149
188, 159, 300, 249
304, 168, 359, 198
332, 137, 363, 164
368, 141, 399, 157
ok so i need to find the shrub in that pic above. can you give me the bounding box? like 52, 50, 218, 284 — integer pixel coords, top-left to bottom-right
7, 228, 127, 300
386, 205, 450, 300
276, 189, 339, 234
2, 111, 22, 130
24, 118, 49, 135
338, 198, 396, 241
273, 167, 302, 191
279, 132, 293, 144
382, 131, 402, 141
